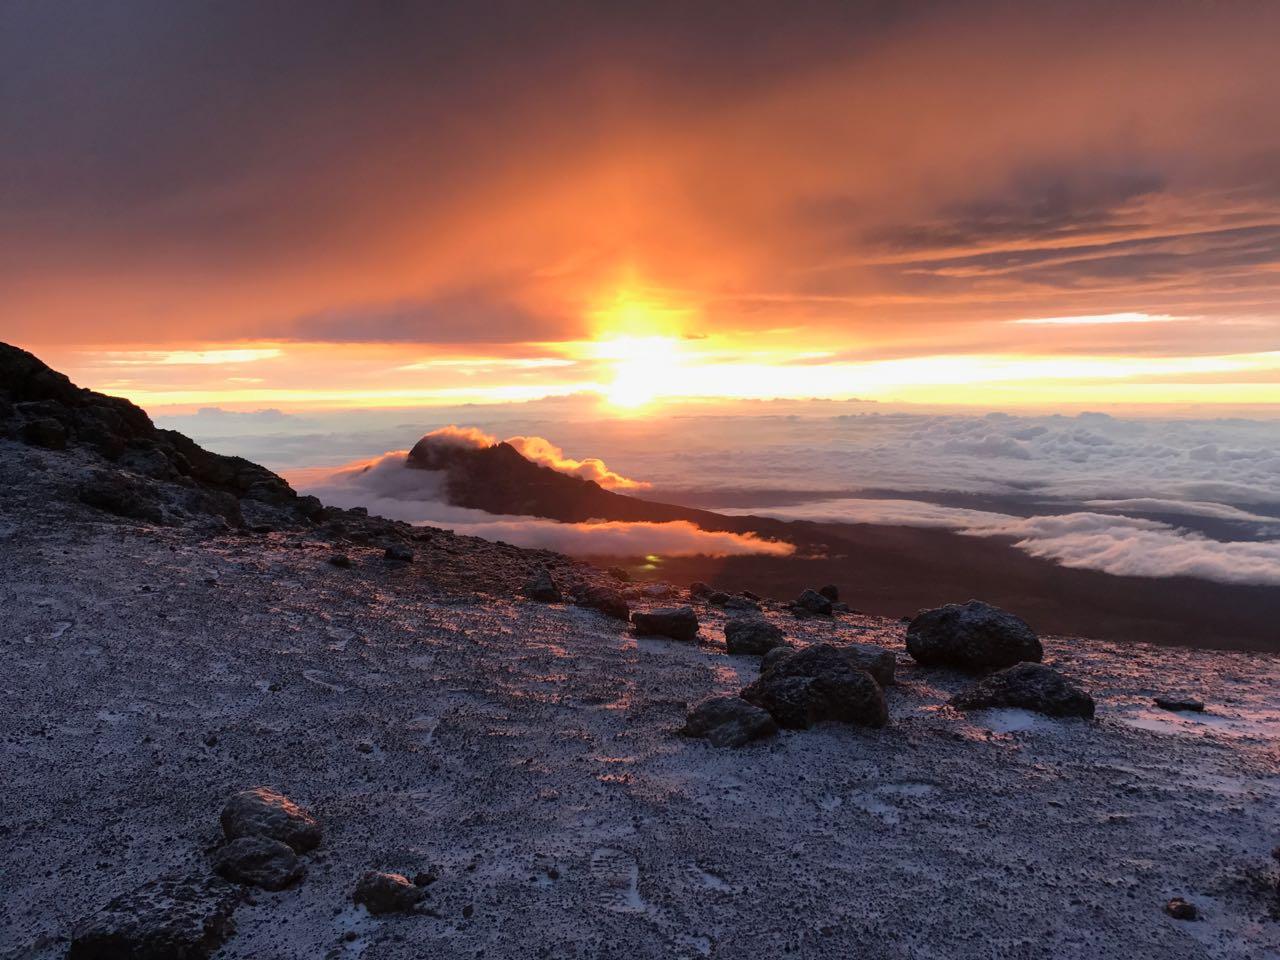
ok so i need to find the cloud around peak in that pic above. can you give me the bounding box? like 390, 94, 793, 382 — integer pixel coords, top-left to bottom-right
412, 425, 649, 490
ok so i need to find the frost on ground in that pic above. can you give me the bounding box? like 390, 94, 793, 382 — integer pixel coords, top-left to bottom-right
2, 440, 1279, 960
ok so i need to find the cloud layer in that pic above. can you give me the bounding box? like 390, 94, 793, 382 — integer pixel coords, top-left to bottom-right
728, 498, 1280, 587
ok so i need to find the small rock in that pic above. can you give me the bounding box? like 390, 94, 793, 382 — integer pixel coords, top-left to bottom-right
525, 566, 562, 602
793, 589, 833, 616
68, 875, 241, 960
353, 871, 425, 915
724, 617, 788, 656
575, 585, 630, 622
328, 553, 352, 569
706, 590, 732, 606
1153, 697, 1204, 712
741, 643, 888, 729
723, 595, 762, 613
384, 544, 414, 563
632, 607, 699, 642
220, 787, 322, 853
950, 662, 1094, 718
688, 581, 712, 600
906, 600, 1042, 671
607, 566, 631, 583
680, 696, 778, 747
212, 836, 304, 891
1164, 897, 1198, 921
641, 583, 674, 599
818, 584, 839, 602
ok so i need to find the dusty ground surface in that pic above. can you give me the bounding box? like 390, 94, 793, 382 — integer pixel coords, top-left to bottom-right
2, 439, 1279, 960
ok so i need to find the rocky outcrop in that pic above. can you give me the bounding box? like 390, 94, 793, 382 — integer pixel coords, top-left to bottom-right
67, 875, 242, 960
680, 696, 778, 747
906, 600, 1042, 671
219, 787, 322, 853
353, 871, 425, 915
632, 606, 699, 641
212, 836, 305, 891
950, 662, 1095, 718
741, 643, 888, 729
0, 342, 325, 530
724, 617, 788, 656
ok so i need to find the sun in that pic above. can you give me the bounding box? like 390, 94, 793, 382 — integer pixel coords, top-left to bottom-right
594, 335, 683, 409
586, 293, 691, 410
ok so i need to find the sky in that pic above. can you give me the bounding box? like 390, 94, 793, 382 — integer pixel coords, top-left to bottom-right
4, 0, 1280, 411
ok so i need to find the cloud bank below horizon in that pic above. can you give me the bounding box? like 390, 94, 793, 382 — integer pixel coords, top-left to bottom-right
725, 497, 1280, 587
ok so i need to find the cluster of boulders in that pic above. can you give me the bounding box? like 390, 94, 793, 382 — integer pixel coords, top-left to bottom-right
68, 786, 432, 958
677, 595, 1097, 748
214, 787, 322, 890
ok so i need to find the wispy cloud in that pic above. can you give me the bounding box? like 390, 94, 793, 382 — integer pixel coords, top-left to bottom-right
1013, 313, 1181, 326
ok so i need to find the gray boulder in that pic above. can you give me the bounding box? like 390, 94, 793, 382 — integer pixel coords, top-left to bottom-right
680, 696, 778, 747
353, 871, 425, 915
950, 662, 1094, 718
841, 642, 897, 687
794, 589, 833, 616
220, 787, 322, 853
906, 600, 1042, 671
632, 606, 699, 641
818, 584, 839, 602
576, 584, 631, 622
741, 643, 888, 730
723, 595, 762, 613
760, 645, 793, 673
526, 566, 562, 602
212, 835, 304, 891
1154, 696, 1204, 712
724, 617, 788, 656
760, 642, 895, 687
384, 544, 414, 563
68, 875, 241, 960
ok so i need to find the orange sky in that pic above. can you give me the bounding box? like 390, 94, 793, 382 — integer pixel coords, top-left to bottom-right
3, 1, 1279, 411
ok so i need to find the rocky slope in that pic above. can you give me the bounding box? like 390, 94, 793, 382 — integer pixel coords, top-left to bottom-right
2, 345, 1279, 958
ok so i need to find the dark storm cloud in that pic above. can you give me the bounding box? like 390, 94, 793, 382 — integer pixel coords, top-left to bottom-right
860, 168, 1168, 254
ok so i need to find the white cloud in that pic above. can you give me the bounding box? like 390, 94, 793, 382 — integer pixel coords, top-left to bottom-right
977, 513, 1280, 587
410, 425, 649, 490
1083, 498, 1280, 524
729, 498, 1280, 586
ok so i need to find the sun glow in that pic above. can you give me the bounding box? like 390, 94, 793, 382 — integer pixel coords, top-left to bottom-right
595, 335, 685, 409
586, 293, 694, 409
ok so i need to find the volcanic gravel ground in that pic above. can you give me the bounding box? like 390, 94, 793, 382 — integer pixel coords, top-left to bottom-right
2, 442, 1279, 959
